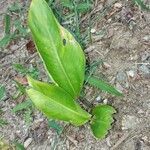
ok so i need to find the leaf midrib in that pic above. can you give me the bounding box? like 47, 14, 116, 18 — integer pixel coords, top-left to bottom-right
30, 1, 76, 97
31, 88, 89, 120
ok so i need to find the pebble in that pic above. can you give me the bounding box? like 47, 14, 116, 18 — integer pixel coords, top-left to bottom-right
103, 99, 108, 104
141, 51, 150, 61
102, 62, 111, 69
95, 96, 101, 102
122, 139, 135, 150
90, 28, 96, 34
122, 115, 140, 130
114, 3, 122, 9
116, 71, 127, 82
139, 65, 150, 75
116, 82, 124, 93
9, 45, 19, 51
142, 35, 150, 42
24, 138, 33, 148
126, 70, 136, 78
137, 109, 144, 114
85, 45, 95, 53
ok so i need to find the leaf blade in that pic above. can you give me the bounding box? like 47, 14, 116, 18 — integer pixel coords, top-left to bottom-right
4, 14, 11, 34
90, 105, 116, 139
12, 99, 33, 113
28, 0, 85, 98
26, 76, 91, 126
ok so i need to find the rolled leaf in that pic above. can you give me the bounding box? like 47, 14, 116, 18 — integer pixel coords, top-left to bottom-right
26, 76, 91, 126
90, 105, 116, 139
28, 0, 85, 98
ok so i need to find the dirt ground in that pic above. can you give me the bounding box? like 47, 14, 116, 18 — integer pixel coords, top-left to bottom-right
0, 0, 150, 150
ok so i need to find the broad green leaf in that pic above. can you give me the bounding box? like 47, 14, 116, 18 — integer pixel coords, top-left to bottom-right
90, 105, 116, 139
26, 76, 91, 126
28, 0, 85, 98
86, 75, 123, 96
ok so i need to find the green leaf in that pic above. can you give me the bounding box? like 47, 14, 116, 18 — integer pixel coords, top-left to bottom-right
48, 119, 63, 135
14, 142, 25, 150
26, 76, 91, 126
90, 105, 116, 139
28, 0, 85, 98
12, 99, 33, 113
8, 2, 21, 12
133, 0, 150, 11
4, 14, 11, 34
13, 64, 27, 74
61, 0, 74, 9
86, 76, 123, 96
23, 109, 33, 125
14, 80, 26, 94
0, 119, 8, 127
0, 35, 11, 48
76, 3, 92, 13
0, 85, 6, 101
13, 64, 39, 79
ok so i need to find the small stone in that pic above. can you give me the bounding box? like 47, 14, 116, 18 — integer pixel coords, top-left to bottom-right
122, 115, 140, 130
114, 3, 122, 9
85, 45, 95, 53
102, 62, 111, 69
141, 51, 150, 61
116, 71, 127, 82
137, 109, 144, 114
139, 65, 150, 75
24, 138, 32, 148
95, 96, 101, 102
103, 99, 108, 104
90, 28, 96, 33
10, 45, 19, 51
116, 82, 124, 93
107, 18, 112, 23
106, 137, 111, 147
122, 139, 135, 150
126, 70, 136, 78
142, 35, 150, 42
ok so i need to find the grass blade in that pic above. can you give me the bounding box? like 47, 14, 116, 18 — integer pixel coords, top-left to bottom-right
4, 14, 11, 34
85, 75, 123, 96
0, 85, 6, 101
12, 100, 33, 113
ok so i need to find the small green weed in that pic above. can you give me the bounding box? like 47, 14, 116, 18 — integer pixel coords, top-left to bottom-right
133, 0, 150, 11
48, 119, 63, 135
0, 85, 6, 101
12, 64, 38, 125
12, 99, 33, 113
0, 2, 29, 48
14, 141, 25, 150
0, 119, 8, 127
13, 63, 39, 79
